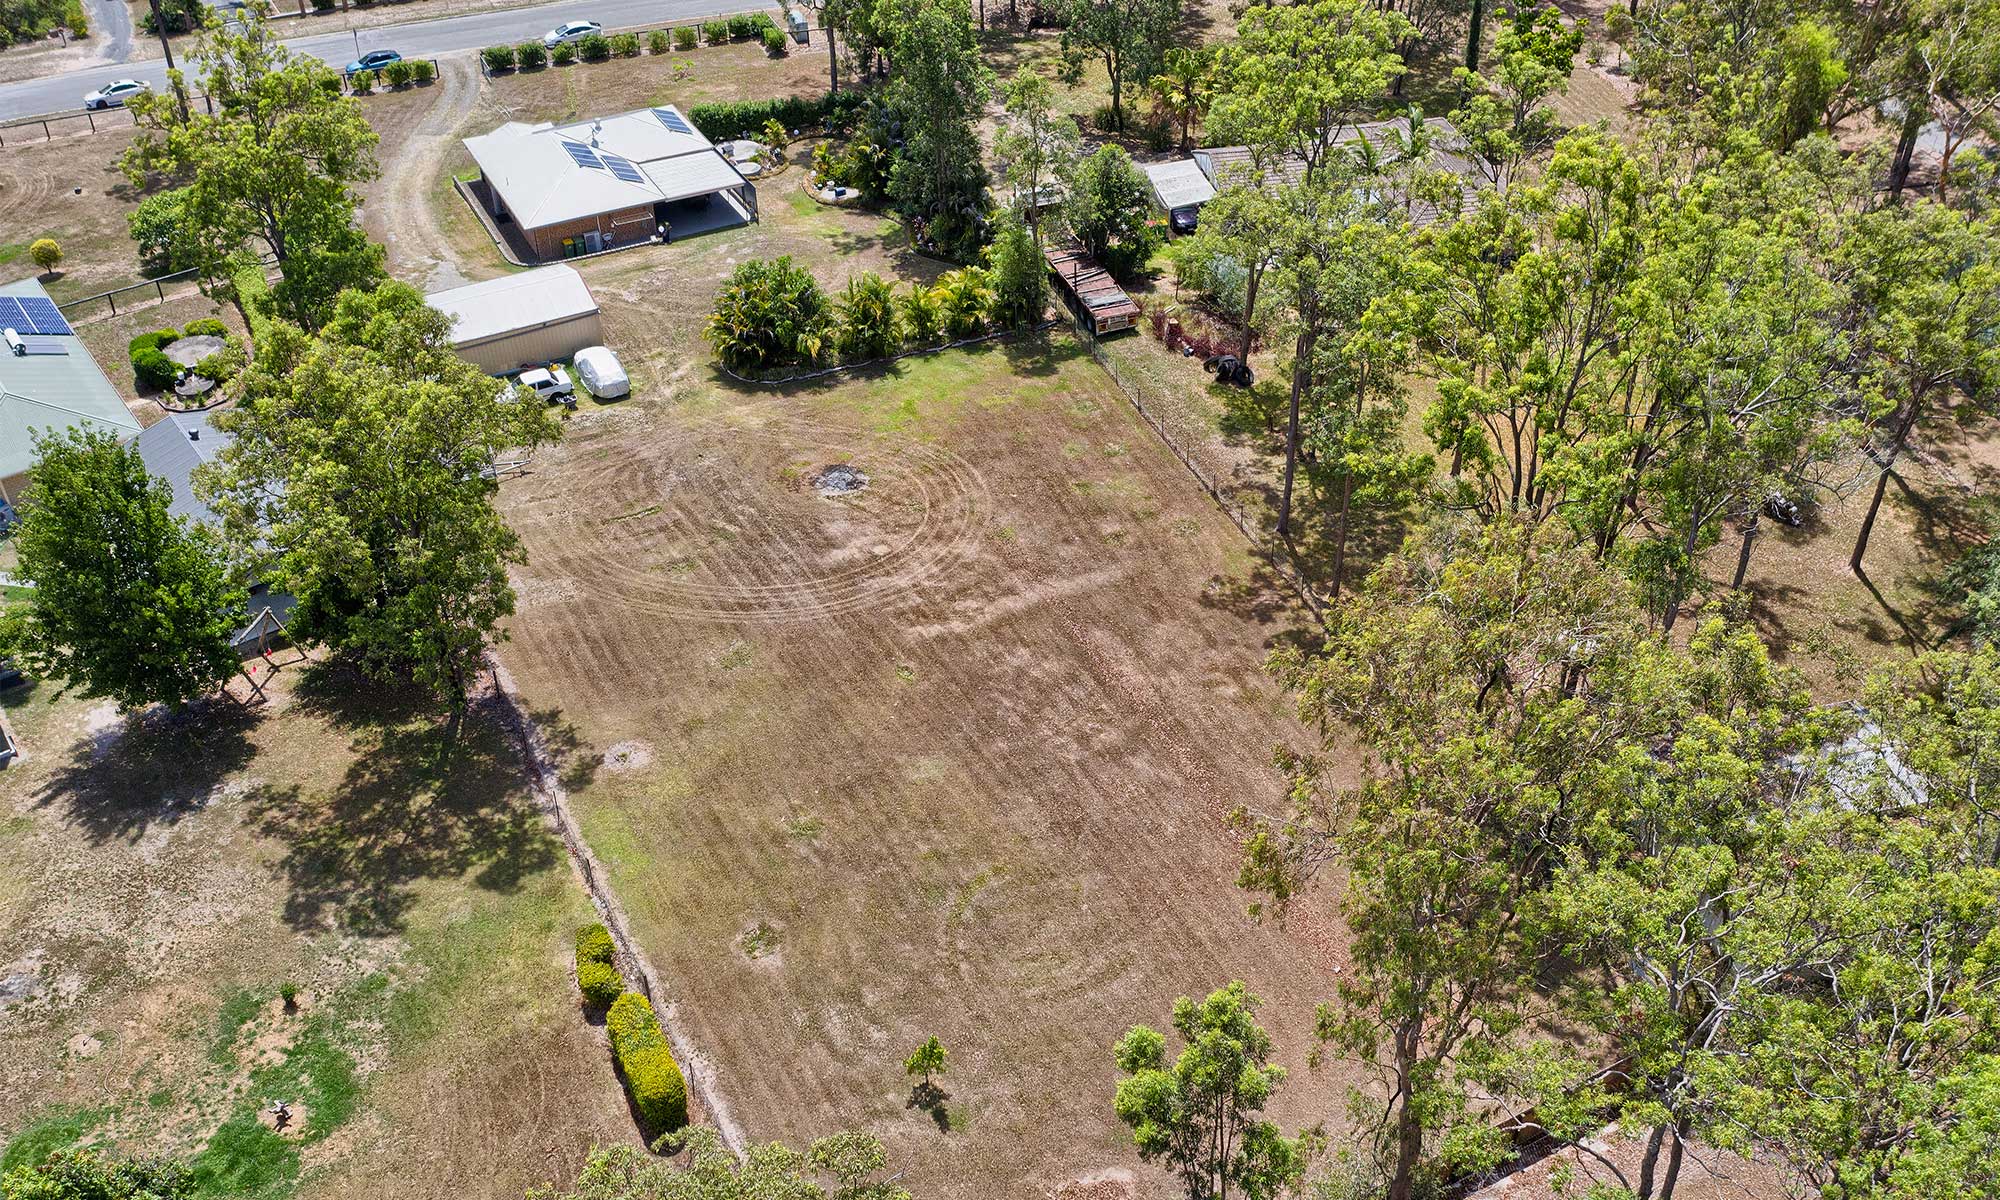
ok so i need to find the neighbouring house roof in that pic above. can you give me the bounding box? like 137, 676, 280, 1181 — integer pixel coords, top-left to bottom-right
0, 278, 141, 483
463, 106, 750, 231
1195, 116, 1488, 227
133, 409, 228, 527
1142, 158, 1218, 211
425, 266, 600, 350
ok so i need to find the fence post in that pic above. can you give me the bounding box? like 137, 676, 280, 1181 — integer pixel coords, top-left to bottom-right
156, 280, 165, 303
86, 111, 95, 132
108, 292, 117, 316
41, 120, 50, 140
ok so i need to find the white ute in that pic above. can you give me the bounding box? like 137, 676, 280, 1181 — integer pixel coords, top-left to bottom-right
572, 346, 629, 399
512, 365, 576, 407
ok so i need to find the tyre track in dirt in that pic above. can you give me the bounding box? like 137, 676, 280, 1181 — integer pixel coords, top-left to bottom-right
369, 54, 482, 290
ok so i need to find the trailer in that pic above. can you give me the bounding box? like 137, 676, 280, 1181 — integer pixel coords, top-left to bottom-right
1046, 246, 1141, 335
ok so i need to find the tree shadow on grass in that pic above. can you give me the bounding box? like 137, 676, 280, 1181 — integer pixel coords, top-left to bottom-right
248, 666, 563, 936
906, 1079, 951, 1133
33, 696, 262, 847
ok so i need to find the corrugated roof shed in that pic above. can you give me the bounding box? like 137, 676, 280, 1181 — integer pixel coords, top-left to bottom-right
1143, 158, 1218, 211
0, 278, 141, 483
463, 106, 750, 231
426, 266, 600, 349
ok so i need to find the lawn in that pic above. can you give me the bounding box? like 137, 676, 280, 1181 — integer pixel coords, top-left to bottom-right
491, 336, 1355, 1199
0, 663, 635, 1200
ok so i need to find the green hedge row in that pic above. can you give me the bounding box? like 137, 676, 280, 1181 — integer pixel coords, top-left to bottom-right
129, 327, 182, 391
606, 993, 689, 1138
574, 922, 624, 1011
687, 91, 865, 143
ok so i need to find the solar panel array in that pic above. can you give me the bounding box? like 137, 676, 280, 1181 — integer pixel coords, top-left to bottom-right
0, 295, 73, 337
652, 107, 693, 135
562, 141, 605, 169
602, 153, 646, 184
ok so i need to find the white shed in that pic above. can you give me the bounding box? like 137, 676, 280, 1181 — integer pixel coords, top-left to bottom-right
426, 265, 604, 375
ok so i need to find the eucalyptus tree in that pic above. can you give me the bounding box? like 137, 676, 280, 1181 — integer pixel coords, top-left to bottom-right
881, 0, 991, 260
996, 63, 1080, 243
123, 0, 382, 329
1207, 0, 1411, 186
1057, 0, 1181, 132
1448, 3, 1582, 192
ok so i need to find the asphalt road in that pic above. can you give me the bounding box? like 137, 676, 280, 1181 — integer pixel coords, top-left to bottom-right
0, 0, 767, 120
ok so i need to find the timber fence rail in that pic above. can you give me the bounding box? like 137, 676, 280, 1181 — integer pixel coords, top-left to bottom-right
56, 255, 279, 325
0, 93, 213, 145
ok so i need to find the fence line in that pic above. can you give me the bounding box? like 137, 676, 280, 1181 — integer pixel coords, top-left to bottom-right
56, 255, 279, 325
1073, 310, 1326, 622
0, 93, 215, 146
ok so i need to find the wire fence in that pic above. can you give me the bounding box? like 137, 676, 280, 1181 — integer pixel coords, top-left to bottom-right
1070, 305, 1326, 621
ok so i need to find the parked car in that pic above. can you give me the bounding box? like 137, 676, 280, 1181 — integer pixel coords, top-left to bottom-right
1170, 206, 1199, 236
511, 365, 576, 407
572, 346, 629, 399
82, 79, 150, 110
344, 48, 403, 76
543, 19, 603, 47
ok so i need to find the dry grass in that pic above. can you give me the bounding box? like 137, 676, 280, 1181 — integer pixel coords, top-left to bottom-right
491, 336, 1357, 1199
0, 665, 634, 1200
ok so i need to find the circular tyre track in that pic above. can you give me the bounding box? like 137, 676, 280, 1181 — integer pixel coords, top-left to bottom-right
535, 412, 990, 623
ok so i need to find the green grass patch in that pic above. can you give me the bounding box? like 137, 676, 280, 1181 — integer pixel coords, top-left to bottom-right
0, 244, 26, 266
190, 1116, 299, 1200
0, 1105, 111, 1174
209, 986, 266, 1066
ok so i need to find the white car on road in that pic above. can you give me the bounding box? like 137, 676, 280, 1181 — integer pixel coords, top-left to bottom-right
82, 79, 150, 110
543, 19, 603, 47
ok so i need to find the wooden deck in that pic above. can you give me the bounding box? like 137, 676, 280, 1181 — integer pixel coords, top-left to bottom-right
1046, 246, 1141, 335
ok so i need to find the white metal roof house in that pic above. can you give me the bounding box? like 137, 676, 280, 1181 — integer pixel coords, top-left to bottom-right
462, 105, 757, 262
0, 277, 142, 511
425, 266, 605, 375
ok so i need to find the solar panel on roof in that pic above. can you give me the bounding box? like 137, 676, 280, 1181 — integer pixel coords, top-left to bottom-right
19, 296, 71, 336
562, 141, 605, 169
0, 298, 25, 331
652, 107, 693, 135
602, 153, 645, 184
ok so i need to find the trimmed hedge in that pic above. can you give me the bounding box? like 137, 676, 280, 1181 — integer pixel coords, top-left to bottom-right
183, 317, 227, 337
483, 44, 516, 70
383, 59, 415, 86
606, 993, 689, 1137
609, 31, 640, 56
762, 25, 786, 55
551, 41, 576, 65
647, 29, 669, 53
673, 25, 697, 49
516, 41, 547, 68
132, 348, 177, 391
409, 59, 435, 83
575, 922, 615, 966
687, 91, 865, 142
577, 959, 624, 1009
701, 19, 730, 43
578, 32, 610, 60
349, 69, 375, 93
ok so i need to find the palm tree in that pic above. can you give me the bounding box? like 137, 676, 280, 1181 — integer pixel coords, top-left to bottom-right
837, 272, 901, 361
1147, 47, 1213, 154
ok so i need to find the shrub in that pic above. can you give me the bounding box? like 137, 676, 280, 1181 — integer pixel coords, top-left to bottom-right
382, 58, 415, 86
409, 59, 435, 83
836, 272, 899, 361
29, 238, 61, 274
702, 19, 730, 43
191, 337, 244, 385
686, 91, 865, 142
482, 44, 516, 71
348, 69, 374, 93
647, 28, 669, 53
551, 41, 576, 64
706, 256, 834, 371
575, 922, 616, 965
761, 25, 786, 55
984, 214, 1046, 328
311, 0, 332, 10
609, 31, 639, 56
606, 993, 689, 1137
576, 960, 624, 1010
131, 348, 178, 391
727, 12, 758, 38
578, 32, 610, 60
516, 41, 547, 68
673, 24, 697, 49
184, 317, 227, 337
129, 328, 181, 355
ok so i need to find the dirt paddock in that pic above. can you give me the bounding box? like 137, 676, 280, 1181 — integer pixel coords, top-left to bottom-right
495, 339, 1359, 1197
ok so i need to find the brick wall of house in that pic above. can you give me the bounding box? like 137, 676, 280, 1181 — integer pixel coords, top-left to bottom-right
522, 206, 658, 262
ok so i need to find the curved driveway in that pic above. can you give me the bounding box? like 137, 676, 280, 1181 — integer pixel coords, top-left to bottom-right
0, 0, 766, 120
